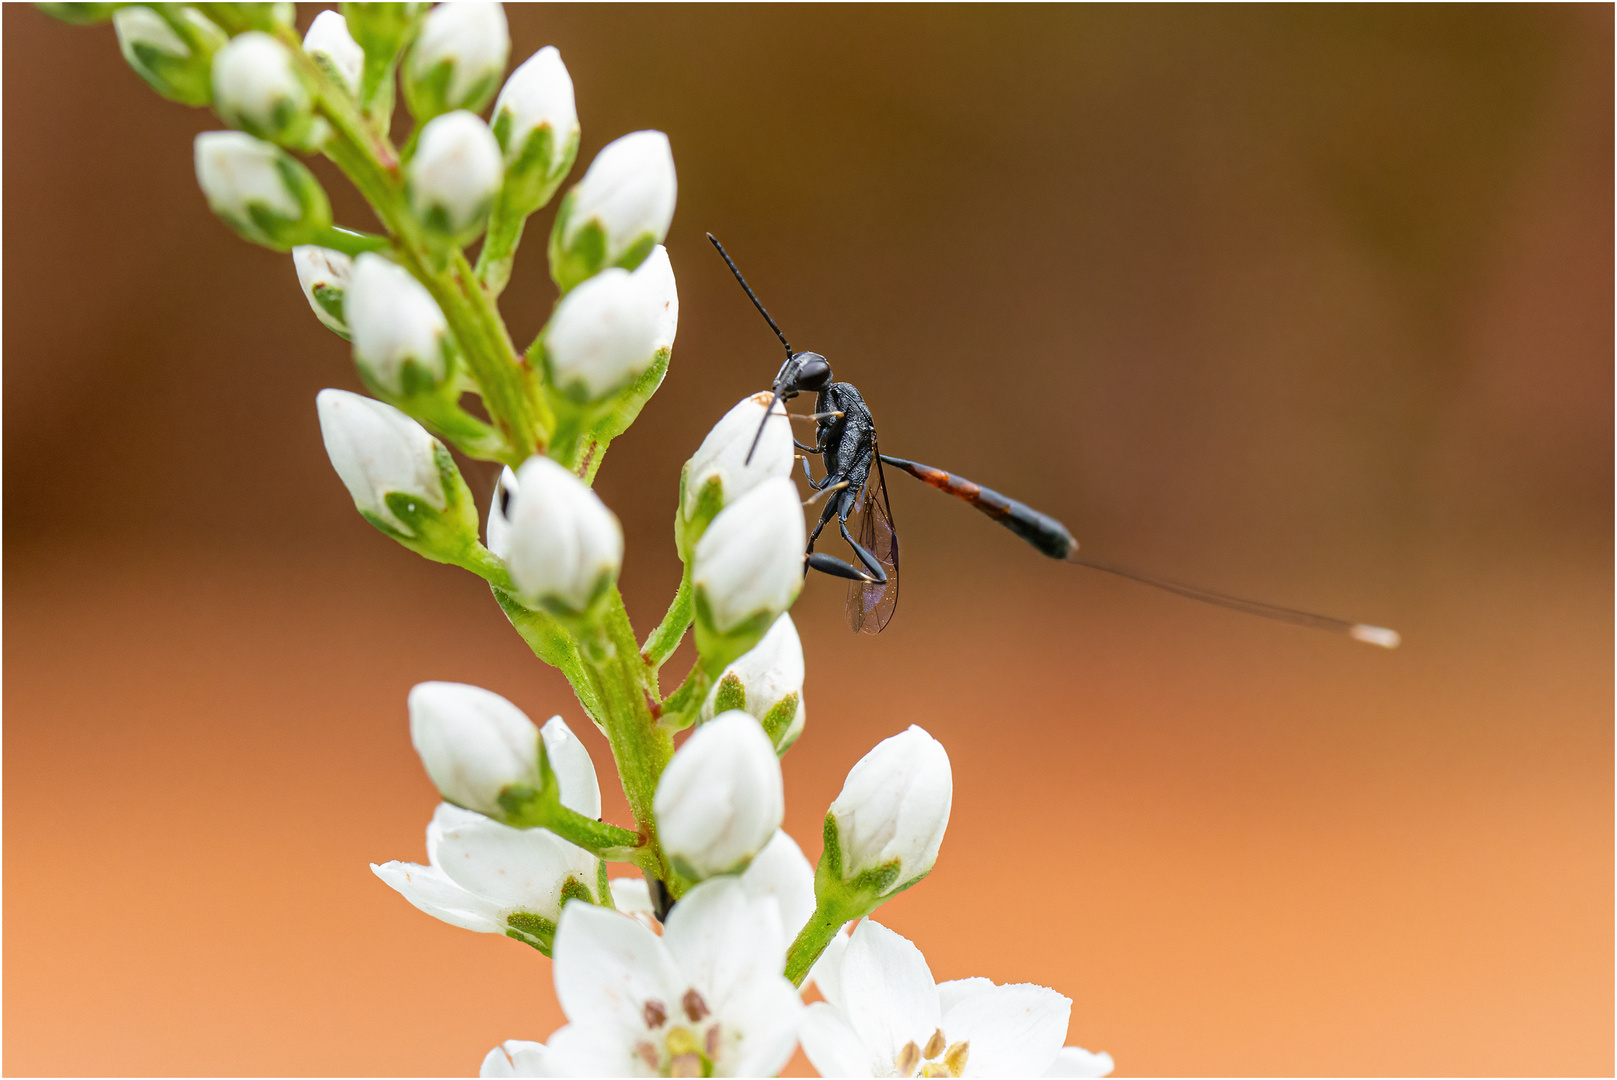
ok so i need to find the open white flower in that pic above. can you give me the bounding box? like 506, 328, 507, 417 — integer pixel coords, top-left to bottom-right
533, 876, 802, 1077
800, 919, 1109, 1078
372, 796, 600, 952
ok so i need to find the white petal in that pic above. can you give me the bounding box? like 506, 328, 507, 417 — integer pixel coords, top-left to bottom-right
838, 920, 941, 1067
662, 878, 788, 1013
609, 877, 655, 915
1042, 1046, 1116, 1078
721, 974, 804, 1079
480, 1039, 554, 1078
936, 977, 997, 1015
540, 1021, 647, 1078
540, 715, 601, 818
370, 860, 503, 933
435, 814, 595, 916
553, 902, 684, 1041
942, 983, 1071, 1078
798, 1002, 880, 1078
739, 830, 816, 943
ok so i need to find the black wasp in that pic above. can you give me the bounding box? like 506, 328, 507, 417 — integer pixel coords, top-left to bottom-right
706, 234, 1399, 647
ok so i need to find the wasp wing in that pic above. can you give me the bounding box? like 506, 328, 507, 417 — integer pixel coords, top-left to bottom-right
846, 441, 900, 634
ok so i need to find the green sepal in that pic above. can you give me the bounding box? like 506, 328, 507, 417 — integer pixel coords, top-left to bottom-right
761, 692, 800, 753
711, 672, 746, 716
358, 440, 481, 565
312, 283, 349, 338
39, 3, 123, 25
192, 2, 291, 33
547, 190, 658, 295
504, 910, 557, 954
491, 117, 578, 222
676, 470, 725, 563
221, 66, 327, 153
403, 55, 500, 127
692, 587, 780, 676
117, 6, 227, 107
342, 1, 422, 118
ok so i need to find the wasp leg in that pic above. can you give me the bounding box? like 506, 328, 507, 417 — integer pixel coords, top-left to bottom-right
805, 552, 876, 582
806, 491, 840, 548
804, 480, 849, 507
793, 437, 820, 453
838, 518, 888, 584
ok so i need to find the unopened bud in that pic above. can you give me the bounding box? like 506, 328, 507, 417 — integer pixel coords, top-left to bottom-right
491, 45, 579, 215
303, 9, 364, 98
408, 682, 541, 820
548, 130, 676, 293
679, 393, 793, 553
404, 0, 509, 123
408, 110, 503, 245
538, 266, 661, 402
346, 253, 454, 396
315, 388, 478, 557
292, 245, 353, 337
822, 726, 952, 900
703, 613, 806, 754
113, 5, 227, 106
692, 477, 805, 668
503, 456, 623, 622
193, 130, 331, 250
655, 710, 784, 880
211, 31, 324, 150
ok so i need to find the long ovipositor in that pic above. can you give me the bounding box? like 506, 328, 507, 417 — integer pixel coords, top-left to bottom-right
878, 454, 1077, 561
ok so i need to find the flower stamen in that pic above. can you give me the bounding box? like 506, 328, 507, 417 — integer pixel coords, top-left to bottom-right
896, 1040, 921, 1075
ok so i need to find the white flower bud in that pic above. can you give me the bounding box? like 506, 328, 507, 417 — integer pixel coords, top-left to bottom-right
634, 243, 679, 354
486, 465, 518, 560
540, 266, 661, 401
408, 110, 503, 240
303, 9, 364, 97
406, 0, 509, 120
408, 682, 540, 819
504, 456, 623, 619
703, 613, 805, 753
211, 31, 321, 149
693, 477, 806, 636
113, 5, 226, 107
193, 130, 331, 250
346, 253, 452, 395
492, 45, 578, 175
316, 388, 446, 534
826, 726, 952, 896
550, 130, 676, 291
682, 393, 793, 526
654, 710, 784, 880
292, 245, 352, 336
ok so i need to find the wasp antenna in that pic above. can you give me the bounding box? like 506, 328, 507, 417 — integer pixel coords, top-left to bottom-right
707, 233, 793, 356
1069, 555, 1398, 648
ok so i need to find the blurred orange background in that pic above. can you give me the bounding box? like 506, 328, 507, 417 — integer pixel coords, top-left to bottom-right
5, 4, 1611, 1076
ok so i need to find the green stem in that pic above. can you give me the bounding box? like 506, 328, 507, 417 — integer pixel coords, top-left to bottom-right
281, 29, 550, 465
474, 188, 527, 297
313, 225, 390, 256
508, 798, 643, 861
785, 896, 858, 987
640, 568, 692, 681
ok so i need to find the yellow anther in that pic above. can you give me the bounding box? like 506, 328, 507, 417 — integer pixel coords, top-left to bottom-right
923, 1028, 947, 1059
920, 1065, 950, 1078
943, 1040, 969, 1077
895, 1040, 921, 1075
668, 1050, 703, 1078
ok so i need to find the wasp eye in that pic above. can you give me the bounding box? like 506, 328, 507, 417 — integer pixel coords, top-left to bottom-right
793, 353, 832, 391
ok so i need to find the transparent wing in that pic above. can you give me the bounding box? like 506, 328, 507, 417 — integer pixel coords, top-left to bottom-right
846, 445, 900, 634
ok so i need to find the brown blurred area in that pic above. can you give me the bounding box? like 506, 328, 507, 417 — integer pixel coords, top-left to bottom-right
5, 3, 1611, 1076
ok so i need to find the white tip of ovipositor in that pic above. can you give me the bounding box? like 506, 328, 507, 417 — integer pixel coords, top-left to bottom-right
1349, 624, 1401, 649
